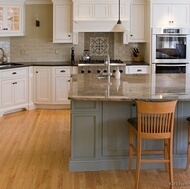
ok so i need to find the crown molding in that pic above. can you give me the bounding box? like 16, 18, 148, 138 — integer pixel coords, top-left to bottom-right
25, 0, 52, 4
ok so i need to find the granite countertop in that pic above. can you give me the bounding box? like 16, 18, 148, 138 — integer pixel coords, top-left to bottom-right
0, 61, 77, 70
68, 73, 190, 101
125, 61, 149, 66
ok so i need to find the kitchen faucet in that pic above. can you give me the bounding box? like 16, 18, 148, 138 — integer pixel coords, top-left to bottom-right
0, 47, 7, 64
97, 54, 112, 78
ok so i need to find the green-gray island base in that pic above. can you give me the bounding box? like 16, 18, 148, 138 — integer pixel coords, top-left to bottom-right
68, 74, 190, 171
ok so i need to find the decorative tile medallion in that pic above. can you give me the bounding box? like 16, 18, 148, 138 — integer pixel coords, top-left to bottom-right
90, 37, 109, 56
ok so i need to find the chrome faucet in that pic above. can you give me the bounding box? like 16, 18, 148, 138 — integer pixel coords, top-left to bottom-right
104, 54, 112, 76
97, 54, 112, 78
0, 47, 8, 64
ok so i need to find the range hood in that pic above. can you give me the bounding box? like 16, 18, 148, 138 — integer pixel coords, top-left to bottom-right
73, 20, 129, 32
72, 0, 130, 33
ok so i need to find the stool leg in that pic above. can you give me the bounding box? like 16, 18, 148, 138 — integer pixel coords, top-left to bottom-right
185, 122, 190, 171
164, 139, 169, 172
169, 138, 174, 189
135, 136, 141, 189
128, 126, 134, 171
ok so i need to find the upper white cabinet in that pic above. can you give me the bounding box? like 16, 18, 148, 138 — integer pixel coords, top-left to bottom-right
73, 0, 130, 32
0, 0, 25, 36
129, 0, 145, 42
52, 0, 73, 43
151, 3, 190, 27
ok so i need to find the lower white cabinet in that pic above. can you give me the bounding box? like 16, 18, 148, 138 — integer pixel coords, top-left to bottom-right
0, 67, 28, 116
125, 65, 149, 74
34, 66, 72, 105
34, 67, 52, 103
54, 67, 71, 104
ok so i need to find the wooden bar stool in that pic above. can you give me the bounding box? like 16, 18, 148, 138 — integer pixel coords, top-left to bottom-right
185, 117, 190, 171
128, 100, 177, 189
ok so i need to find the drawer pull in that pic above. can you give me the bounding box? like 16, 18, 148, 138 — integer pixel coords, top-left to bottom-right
137, 69, 142, 72
13, 82, 17, 84
60, 70, 66, 73
12, 72, 17, 75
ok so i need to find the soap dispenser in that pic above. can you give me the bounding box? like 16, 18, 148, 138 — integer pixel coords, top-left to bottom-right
115, 67, 121, 79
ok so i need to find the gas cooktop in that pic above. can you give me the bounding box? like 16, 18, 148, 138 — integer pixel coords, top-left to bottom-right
79, 59, 124, 64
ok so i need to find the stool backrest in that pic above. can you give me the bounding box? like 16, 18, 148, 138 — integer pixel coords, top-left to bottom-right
136, 100, 177, 138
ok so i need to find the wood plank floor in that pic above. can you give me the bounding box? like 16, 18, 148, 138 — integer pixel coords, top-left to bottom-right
0, 109, 190, 189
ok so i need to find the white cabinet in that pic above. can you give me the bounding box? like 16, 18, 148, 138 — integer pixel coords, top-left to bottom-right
34, 67, 52, 104
52, 0, 73, 43
129, 2, 145, 42
73, 0, 130, 32
74, 1, 128, 21
0, 67, 28, 116
0, 1, 25, 36
125, 65, 149, 74
34, 66, 72, 105
151, 3, 190, 27
54, 67, 71, 104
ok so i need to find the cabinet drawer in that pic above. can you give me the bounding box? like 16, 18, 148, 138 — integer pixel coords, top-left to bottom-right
55, 68, 71, 76
126, 66, 149, 74
1, 68, 28, 79
131, 66, 148, 74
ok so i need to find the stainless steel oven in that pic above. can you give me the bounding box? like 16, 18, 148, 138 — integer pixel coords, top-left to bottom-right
152, 27, 190, 63
152, 63, 190, 73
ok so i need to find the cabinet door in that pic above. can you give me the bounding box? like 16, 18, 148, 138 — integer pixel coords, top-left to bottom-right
34, 67, 52, 103
171, 4, 189, 26
14, 77, 28, 105
152, 4, 170, 27
130, 4, 145, 42
1, 79, 14, 108
55, 76, 70, 104
53, 3, 72, 43
0, 4, 24, 36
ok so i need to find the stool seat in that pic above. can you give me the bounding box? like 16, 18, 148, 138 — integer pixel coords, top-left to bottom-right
185, 117, 190, 171
187, 117, 190, 122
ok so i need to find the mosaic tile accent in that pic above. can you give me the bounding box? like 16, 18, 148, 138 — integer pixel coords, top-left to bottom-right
90, 37, 109, 56
84, 32, 114, 59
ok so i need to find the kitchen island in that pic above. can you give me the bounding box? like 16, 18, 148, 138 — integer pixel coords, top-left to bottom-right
68, 73, 190, 171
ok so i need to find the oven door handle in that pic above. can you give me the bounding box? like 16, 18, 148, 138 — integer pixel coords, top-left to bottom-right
156, 64, 187, 67
156, 35, 187, 38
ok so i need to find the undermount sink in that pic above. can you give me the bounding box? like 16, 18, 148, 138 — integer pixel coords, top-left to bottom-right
0, 63, 23, 68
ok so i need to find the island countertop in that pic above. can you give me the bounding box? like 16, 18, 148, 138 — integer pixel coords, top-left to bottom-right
69, 73, 190, 101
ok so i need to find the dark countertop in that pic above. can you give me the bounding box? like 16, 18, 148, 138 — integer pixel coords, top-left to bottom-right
125, 61, 149, 66
0, 61, 149, 70
0, 61, 77, 70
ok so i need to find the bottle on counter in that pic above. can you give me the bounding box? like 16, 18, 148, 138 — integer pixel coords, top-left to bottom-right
71, 47, 75, 65
115, 67, 121, 79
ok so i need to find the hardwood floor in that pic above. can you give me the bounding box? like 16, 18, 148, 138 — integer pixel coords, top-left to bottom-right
0, 109, 190, 189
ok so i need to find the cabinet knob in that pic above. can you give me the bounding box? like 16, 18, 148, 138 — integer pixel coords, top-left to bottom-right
12, 72, 17, 75
68, 80, 70, 82
68, 34, 71, 37
131, 34, 133, 37
36, 71, 38, 73
60, 70, 66, 72
137, 69, 142, 72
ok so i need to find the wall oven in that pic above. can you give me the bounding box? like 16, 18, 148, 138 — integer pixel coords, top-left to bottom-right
152, 63, 190, 73
152, 27, 190, 63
